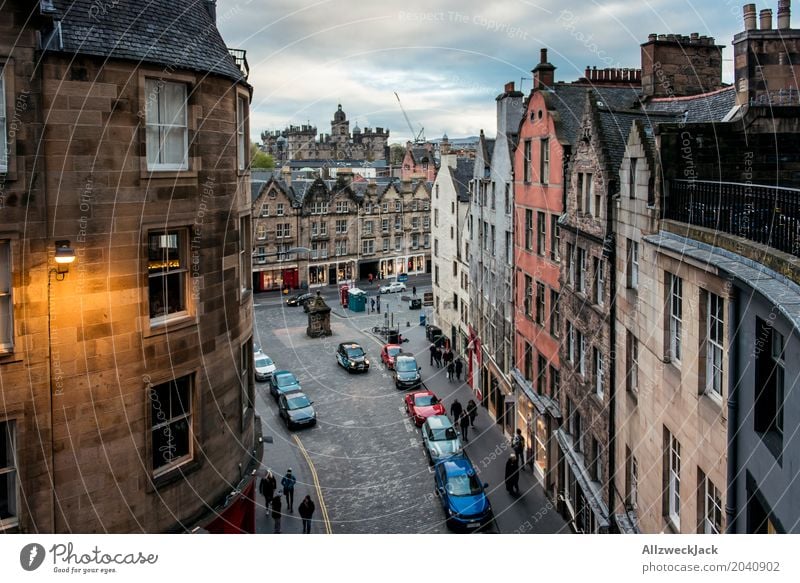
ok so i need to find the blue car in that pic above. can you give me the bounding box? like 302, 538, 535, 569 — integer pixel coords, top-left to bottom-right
433, 455, 493, 531
269, 370, 301, 400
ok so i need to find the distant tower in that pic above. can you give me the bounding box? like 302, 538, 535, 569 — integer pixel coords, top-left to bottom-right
441, 132, 450, 155
331, 104, 350, 146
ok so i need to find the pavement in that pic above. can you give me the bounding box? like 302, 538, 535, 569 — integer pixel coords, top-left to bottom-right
252, 274, 567, 534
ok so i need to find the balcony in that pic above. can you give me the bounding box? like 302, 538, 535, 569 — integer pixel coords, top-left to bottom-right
665, 179, 800, 257
228, 48, 249, 80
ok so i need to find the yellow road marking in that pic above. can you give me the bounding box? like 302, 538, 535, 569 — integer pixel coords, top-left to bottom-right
292, 434, 333, 534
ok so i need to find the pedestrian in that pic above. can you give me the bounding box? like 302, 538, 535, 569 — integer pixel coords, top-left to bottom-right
376, 295, 381, 314
459, 410, 470, 442
271, 491, 283, 533
281, 468, 296, 512
455, 358, 464, 381
443, 349, 453, 367
299, 495, 316, 534
467, 399, 477, 427
450, 398, 463, 421
371, 297, 375, 313
447, 361, 455, 382
434, 347, 442, 368
368, 273, 373, 285
412, 285, 417, 296
512, 429, 525, 469
505, 454, 520, 495
259, 470, 276, 515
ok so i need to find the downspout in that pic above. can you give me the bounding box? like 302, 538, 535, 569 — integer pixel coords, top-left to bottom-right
725, 283, 739, 532
607, 188, 618, 532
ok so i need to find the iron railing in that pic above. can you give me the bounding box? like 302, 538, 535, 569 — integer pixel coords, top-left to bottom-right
665, 179, 800, 257
228, 48, 249, 80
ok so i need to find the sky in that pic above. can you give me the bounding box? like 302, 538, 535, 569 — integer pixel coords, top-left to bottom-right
217, 0, 750, 144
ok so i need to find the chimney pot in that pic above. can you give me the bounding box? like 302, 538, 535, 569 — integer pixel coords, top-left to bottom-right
743, 4, 757, 30
778, 0, 791, 29
540, 48, 548, 63
648, 33, 657, 42
504, 81, 515, 93
760, 8, 773, 29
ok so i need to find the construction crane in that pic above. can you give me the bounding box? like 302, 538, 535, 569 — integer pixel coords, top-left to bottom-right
394, 92, 425, 143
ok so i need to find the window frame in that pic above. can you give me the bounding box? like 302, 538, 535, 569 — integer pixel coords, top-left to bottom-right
0, 64, 8, 175
594, 347, 604, 398
525, 209, 534, 251
550, 289, 560, 338
540, 138, 550, 185
239, 215, 252, 297
236, 93, 249, 173
594, 257, 605, 306
701, 472, 722, 534
627, 330, 639, 395
0, 419, 17, 527
627, 239, 639, 290
576, 248, 586, 294
550, 214, 560, 261
146, 227, 193, 329
144, 78, 190, 172
705, 292, 724, 399
667, 430, 681, 528
523, 140, 532, 183
669, 273, 683, 363
0, 240, 13, 353
148, 373, 196, 478
536, 211, 546, 256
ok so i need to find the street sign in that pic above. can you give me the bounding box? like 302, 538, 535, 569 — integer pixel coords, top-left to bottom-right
397, 273, 408, 282
423, 291, 433, 306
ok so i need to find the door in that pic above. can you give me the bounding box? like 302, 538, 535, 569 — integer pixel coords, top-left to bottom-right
328, 265, 337, 285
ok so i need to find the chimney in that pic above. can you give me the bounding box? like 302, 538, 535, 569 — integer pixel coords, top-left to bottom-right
778, 0, 791, 29
504, 81, 515, 93
532, 48, 556, 89
760, 8, 773, 29
204, 0, 217, 23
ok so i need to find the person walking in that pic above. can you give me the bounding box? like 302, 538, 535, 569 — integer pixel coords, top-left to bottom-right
281, 469, 296, 512
298, 495, 316, 534
370, 297, 375, 313
505, 454, 520, 495
459, 410, 470, 442
376, 295, 381, 314
368, 273, 373, 285
455, 358, 464, 382
447, 361, 455, 382
259, 470, 276, 516
429, 343, 437, 366
434, 347, 442, 368
466, 399, 478, 427
511, 429, 525, 470
412, 285, 417, 296
271, 491, 283, 533
450, 398, 463, 421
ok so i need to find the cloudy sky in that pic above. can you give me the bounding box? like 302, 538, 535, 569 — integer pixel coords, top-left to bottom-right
217, 0, 749, 143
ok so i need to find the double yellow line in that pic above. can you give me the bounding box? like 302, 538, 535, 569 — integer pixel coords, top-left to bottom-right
292, 434, 333, 534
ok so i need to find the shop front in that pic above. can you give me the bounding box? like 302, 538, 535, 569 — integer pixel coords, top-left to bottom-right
308, 260, 355, 287
202, 476, 256, 534
254, 265, 298, 292
555, 429, 610, 534
378, 254, 427, 279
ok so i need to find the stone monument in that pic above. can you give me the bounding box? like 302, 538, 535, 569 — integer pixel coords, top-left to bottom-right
306, 291, 332, 338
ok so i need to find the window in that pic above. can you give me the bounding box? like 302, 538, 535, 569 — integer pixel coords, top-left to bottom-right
550, 214, 560, 261
336, 201, 348, 213
523, 140, 532, 182
260, 203, 269, 217
491, 183, 496, 209
0, 241, 12, 352
255, 246, 266, 264
412, 233, 419, 249
504, 183, 511, 214
0, 67, 6, 172
591, 438, 602, 482
277, 203, 285, 216
365, 203, 372, 214
382, 202, 389, 213
145, 79, 188, 170
490, 225, 496, 256
573, 409, 582, 452
566, 242, 575, 287
700, 471, 722, 534
535, 282, 545, 325
311, 201, 327, 215
395, 200, 402, 212
594, 258, 604, 306
627, 239, 639, 290
536, 212, 546, 256
412, 200, 418, 212
540, 138, 549, 184
256, 223, 267, 240
434, 238, 439, 257
362, 239, 374, 255
629, 157, 638, 199
241, 338, 252, 418
423, 201, 430, 211
423, 217, 430, 230
336, 219, 347, 234
412, 217, 419, 230
435, 265, 440, 286
576, 173, 583, 212
276, 223, 291, 238
705, 292, 724, 398
382, 239, 389, 252
0, 420, 17, 523
550, 366, 560, 401
148, 229, 189, 320
567, 321, 575, 363
594, 347, 604, 398
382, 219, 389, 233
524, 275, 533, 318
364, 220, 373, 235
312, 241, 328, 259
576, 248, 586, 294
579, 173, 594, 216
276, 243, 292, 262
537, 355, 547, 395
150, 375, 193, 474
754, 318, 785, 442
626, 447, 638, 510
524, 342, 533, 381
669, 274, 682, 362
504, 231, 512, 265
394, 236, 402, 251
525, 209, 533, 251
627, 330, 639, 394
335, 240, 347, 256
577, 329, 585, 376
237, 95, 247, 171
424, 234, 430, 248
550, 289, 560, 338
665, 429, 681, 528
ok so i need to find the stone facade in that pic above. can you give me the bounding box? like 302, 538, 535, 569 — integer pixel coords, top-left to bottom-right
640, 33, 724, 98
0, 0, 256, 533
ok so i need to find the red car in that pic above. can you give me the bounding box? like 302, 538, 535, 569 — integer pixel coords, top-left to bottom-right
380, 344, 403, 369
405, 390, 446, 427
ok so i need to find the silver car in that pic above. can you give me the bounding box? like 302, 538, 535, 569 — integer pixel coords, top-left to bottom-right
421, 415, 463, 465
254, 351, 276, 382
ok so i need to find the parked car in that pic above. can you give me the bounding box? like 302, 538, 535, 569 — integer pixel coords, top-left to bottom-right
268, 370, 302, 400
278, 391, 316, 429
286, 292, 314, 307
433, 455, 493, 531
405, 390, 445, 426
380, 343, 403, 369
379, 281, 406, 294
254, 351, 276, 382
393, 354, 421, 390
336, 342, 370, 373
421, 415, 463, 464
425, 324, 445, 347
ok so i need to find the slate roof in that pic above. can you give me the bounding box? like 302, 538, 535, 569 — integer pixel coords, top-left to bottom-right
51, 0, 245, 83
596, 109, 678, 177
410, 147, 433, 165
451, 158, 475, 202
643, 86, 736, 123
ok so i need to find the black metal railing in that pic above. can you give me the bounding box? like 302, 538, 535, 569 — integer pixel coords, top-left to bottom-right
665, 179, 800, 257
228, 48, 249, 80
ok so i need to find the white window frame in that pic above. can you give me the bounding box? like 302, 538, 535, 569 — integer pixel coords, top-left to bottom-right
628, 330, 639, 394
260, 203, 269, 217
150, 375, 194, 476
0, 240, 12, 352
0, 420, 17, 526
595, 258, 605, 306
383, 238, 389, 252
628, 239, 639, 290
669, 274, 683, 362
668, 431, 681, 527
0, 66, 7, 173
577, 248, 586, 294
702, 474, 722, 534
578, 330, 585, 377
237, 95, 247, 171
364, 220, 373, 235
567, 322, 574, 363
239, 217, 252, 294
256, 224, 267, 240
595, 347, 604, 398
148, 229, 190, 323
362, 239, 374, 255
145, 79, 188, 171
276, 203, 285, 216
706, 292, 724, 399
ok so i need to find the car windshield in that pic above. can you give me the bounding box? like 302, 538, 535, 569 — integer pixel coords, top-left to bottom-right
431, 427, 457, 441
286, 394, 311, 410
255, 357, 272, 368
415, 395, 437, 407
447, 473, 483, 497
276, 374, 297, 387
346, 347, 365, 358
396, 358, 417, 372
387, 347, 402, 357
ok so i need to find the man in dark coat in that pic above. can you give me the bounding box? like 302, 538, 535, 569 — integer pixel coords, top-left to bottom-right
447, 361, 455, 382
259, 470, 276, 515
271, 491, 283, 533
459, 410, 470, 442
466, 399, 478, 427
429, 343, 437, 366
505, 454, 520, 495
512, 429, 525, 469
281, 468, 296, 512
450, 398, 463, 421
455, 358, 463, 381
298, 495, 316, 534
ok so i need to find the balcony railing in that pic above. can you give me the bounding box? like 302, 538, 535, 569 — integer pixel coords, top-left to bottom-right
665, 179, 800, 257
228, 48, 249, 80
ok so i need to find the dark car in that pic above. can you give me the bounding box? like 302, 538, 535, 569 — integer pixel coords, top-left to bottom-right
268, 370, 302, 399
336, 342, 370, 373
393, 354, 421, 390
286, 292, 314, 307
425, 324, 446, 347
278, 391, 316, 430
434, 455, 493, 532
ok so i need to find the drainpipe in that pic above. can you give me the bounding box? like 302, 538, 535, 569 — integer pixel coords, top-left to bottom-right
607, 188, 618, 531
725, 284, 739, 532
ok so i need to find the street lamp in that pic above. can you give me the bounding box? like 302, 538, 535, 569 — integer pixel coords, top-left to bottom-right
53, 240, 76, 280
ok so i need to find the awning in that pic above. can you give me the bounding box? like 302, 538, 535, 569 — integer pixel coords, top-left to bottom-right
555, 429, 610, 530
511, 368, 563, 419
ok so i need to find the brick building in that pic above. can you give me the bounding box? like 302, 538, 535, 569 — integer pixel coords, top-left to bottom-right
401, 142, 438, 182
1, 0, 257, 533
